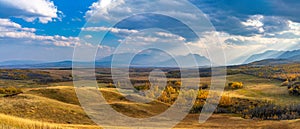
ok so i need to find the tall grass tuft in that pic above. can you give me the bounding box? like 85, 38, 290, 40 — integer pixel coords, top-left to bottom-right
0, 113, 70, 129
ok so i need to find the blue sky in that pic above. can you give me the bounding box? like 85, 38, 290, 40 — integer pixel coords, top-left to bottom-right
0, 0, 300, 64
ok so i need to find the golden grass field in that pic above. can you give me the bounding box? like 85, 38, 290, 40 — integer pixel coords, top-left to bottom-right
1, 73, 300, 128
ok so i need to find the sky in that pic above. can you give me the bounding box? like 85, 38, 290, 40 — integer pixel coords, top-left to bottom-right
0, 0, 300, 64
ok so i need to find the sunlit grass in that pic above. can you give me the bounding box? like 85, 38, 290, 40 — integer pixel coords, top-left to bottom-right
0, 113, 68, 129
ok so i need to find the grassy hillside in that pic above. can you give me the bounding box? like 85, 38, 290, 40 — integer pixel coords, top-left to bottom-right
27, 87, 80, 105
0, 113, 102, 129
239, 63, 300, 81
0, 83, 300, 128
0, 92, 93, 125
225, 74, 300, 105
174, 114, 300, 129
0, 113, 68, 129
1, 67, 300, 128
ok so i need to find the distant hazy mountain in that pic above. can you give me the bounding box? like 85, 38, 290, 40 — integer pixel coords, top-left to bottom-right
289, 54, 300, 62
247, 59, 294, 66
244, 49, 300, 64
96, 52, 210, 67
96, 50, 172, 67
0, 60, 47, 66
277, 50, 300, 59
245, 50, 300, 66
244, 50, 285, 64
1, 52, 210, 68
0, 61, 73, 68
158, 54, 210, 67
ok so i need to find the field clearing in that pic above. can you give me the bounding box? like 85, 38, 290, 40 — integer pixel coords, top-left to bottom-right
175, 114, 300, 129
1, 71, 300, 128
0, 79, 44, 88
0, 92, 94, 125
225, 74, 300, 105
0, 113, 101, 129
2, 112, 300, 129
0, 84, 300, 128
169, 73, 300, 105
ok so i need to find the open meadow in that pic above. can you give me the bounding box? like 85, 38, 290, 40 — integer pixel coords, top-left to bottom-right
0, 65, 300, 128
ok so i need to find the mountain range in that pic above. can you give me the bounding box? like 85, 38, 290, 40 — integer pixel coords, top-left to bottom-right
0, 52, 211, 68
245, 49, 300, 66
0, 60, 47, 66
1, 49, 300, 68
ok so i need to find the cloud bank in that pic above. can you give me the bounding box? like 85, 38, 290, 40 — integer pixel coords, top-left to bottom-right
0, 0, 61, 23
0, 18, 81, 47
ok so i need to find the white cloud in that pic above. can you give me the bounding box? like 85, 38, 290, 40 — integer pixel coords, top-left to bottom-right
241, 15, 294, 35
81, 26, 139, 34
288, 21, 300, 31
0, 18, 83, 47
0, 0, 61, 23
84, 1, 300, 65
0, 18, 21, 28
84, 35, 93, 39
113, 30, 191, 56
169, 26, 300, 65
242, 15, 264, 27
241, 15, 265, 33
276, 20, 300, 37
118, 31, 188, 45
85, 0, 200, 23
85, 0, 128, 21
156, 32, 186, 41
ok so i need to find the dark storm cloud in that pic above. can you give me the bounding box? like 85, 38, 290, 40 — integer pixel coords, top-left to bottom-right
189, 0, 299, 36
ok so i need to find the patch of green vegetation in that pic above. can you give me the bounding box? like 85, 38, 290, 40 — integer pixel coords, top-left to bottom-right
225, 74, 300, 106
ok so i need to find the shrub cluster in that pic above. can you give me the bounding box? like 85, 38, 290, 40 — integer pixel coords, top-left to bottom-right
158, 86, 179, 104
228, 82, 243, 89
242, 103, 300, 120
288, 81, 300, 96
138, 81, 300, 120
281, 80, 290, 86
199, 83, 209, 89
0, 86, 23, 97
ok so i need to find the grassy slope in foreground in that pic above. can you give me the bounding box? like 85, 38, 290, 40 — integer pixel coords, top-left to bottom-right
2, 72, 300, 128
0, 113, 100, 129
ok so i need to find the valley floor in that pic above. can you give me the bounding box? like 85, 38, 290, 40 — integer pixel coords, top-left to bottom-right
175, 114, 300, 129
1, 73, 300, 128
2, 113, 300, 129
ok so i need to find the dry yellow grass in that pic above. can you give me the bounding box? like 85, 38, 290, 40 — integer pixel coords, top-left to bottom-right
3, 112, 300, 129
174, 114, 300, 129
0, 113, 103, 129
2, 77, 300, 129
0, 113, 69, 129
225, 74, 300, 105
0, 93, 94, 125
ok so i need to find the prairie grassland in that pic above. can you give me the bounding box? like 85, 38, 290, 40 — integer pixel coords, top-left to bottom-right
2, 111, 300, 129
0, 93, 94, 124
0, 112, 103, 129
1, 84, 300, 128
174, 114, 300, 129
173, 73, 298, 105
1, 69, 300, 128
225, 74, 300, 105
0, 113, 69, 129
